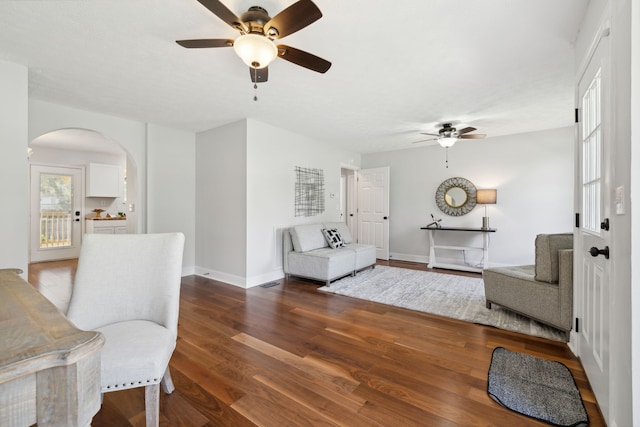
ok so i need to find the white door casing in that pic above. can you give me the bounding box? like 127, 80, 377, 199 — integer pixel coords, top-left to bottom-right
357, 167, 389, 260
575, 26, 611, 421
346, 173, 357, 239
30, 164, 83, 262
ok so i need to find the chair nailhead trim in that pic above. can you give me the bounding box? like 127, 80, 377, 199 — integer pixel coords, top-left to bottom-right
103, 377, 161, 390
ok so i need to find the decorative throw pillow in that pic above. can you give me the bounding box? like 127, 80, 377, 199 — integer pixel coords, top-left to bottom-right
323, 222, 353, 244
322, 228, 344, 249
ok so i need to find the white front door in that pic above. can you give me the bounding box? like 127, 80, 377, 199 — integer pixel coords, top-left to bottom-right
30, 165, 83, 262
357, 167, 389, 260
575, 31, 611, 421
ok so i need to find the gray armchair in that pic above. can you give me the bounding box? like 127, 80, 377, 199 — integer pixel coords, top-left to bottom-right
483, 233, 573, 341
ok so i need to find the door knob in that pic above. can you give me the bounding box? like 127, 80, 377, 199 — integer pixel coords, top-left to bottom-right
589, 246, 609, 259
600, 218, 610, 231
383, 216, 388, 220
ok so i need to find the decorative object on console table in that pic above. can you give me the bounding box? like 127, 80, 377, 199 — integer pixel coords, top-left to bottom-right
476, 189, 497, 230
426, 213, 442, 228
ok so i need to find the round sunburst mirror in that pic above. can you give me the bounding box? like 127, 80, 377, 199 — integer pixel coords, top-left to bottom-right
435, 177, 477, 216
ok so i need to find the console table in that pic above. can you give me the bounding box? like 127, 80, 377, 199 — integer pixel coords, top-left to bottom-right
0, 269, 104, 427
420, 226, 497, 273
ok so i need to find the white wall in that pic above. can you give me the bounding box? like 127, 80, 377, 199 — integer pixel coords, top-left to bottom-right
28, 100, 197, 273
195, 120, 248, 284
245, 119, 360, 286
28, 99, 149, 232
608, 1, 633, 424
146, 124, 196, 274
195, 118, 361, 288
631, 0, 640, 422
362, 127, 574, 267
0, 60, 29, 275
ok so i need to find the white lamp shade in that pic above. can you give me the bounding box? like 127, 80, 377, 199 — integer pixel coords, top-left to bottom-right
438, 137, 457, 148
233, 34, 278, 68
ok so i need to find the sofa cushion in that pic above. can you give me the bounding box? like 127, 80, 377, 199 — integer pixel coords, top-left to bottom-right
534, 233, 573, 283
323, 222, 353, 244
347, 243, 377, 270
290, 224, 328, 253
287, 247, 355, 281
322, 228, 344, 249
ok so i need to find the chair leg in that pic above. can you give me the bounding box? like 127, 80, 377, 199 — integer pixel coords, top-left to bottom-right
161, 366, 175, 394
145, 383, 160, 427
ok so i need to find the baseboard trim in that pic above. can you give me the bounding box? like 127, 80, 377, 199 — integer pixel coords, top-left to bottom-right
246, 269, 284, 288
193, 266, 285, 289
389, 252, 428, 263
194, 266, 246, 288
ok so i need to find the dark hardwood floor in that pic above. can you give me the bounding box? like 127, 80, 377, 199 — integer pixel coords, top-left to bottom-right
28, 259, 605, 426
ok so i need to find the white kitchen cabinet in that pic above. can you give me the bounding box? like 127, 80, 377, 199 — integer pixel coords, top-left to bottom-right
85, 219, 127, 234
86, 163, 122, 198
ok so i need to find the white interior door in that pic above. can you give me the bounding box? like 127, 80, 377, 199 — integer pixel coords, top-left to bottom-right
357, 167, 389, 260
575, 31, 611, 421
30, 165, 83, 262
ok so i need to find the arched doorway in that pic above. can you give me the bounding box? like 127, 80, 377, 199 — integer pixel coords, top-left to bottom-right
28, 128, 138, 262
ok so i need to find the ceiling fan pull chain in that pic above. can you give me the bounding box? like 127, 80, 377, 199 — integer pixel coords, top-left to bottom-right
445, 147, 449, 168
253, 67, 258, 101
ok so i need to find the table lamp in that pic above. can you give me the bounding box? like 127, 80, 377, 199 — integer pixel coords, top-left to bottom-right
476, 189, 497, 230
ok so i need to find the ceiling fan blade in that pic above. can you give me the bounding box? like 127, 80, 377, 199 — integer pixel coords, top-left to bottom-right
176, 39, 234, 48
460, 134, 486, 139
420, 132, 441, 137
196, 0, 247, 32
277, 45, 331, 73
412, 138, 437, 144
265, 0, 322, 39
250, 66, 268, 83
457, 126, 477, 135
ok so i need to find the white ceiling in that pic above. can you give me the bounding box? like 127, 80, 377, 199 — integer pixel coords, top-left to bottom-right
0, 0, 588, 154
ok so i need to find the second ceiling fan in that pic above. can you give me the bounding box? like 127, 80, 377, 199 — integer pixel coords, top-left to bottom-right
176, 0, 331, 84
417, 123, 486, 148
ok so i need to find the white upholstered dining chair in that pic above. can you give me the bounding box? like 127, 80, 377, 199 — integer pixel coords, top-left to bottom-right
66, 232, 185, 427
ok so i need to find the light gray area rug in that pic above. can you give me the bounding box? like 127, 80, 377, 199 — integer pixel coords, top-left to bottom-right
487, 347, 589, 426
318, 266, 566, 342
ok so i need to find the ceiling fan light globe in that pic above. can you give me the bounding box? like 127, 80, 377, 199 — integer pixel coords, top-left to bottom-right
438, 137, 457, 148
233, 34, 278, 68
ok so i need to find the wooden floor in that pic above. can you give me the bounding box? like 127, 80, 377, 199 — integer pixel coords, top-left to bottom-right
28, 259, 605, 427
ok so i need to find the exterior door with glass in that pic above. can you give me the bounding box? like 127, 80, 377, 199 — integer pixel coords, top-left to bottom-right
575, 30, 611, 421
30, 165, 83, 262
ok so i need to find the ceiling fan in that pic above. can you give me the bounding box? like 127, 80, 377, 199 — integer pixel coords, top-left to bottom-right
414, 123, 486, 168
176, 0, 331, 84
415, 123, 486, 148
